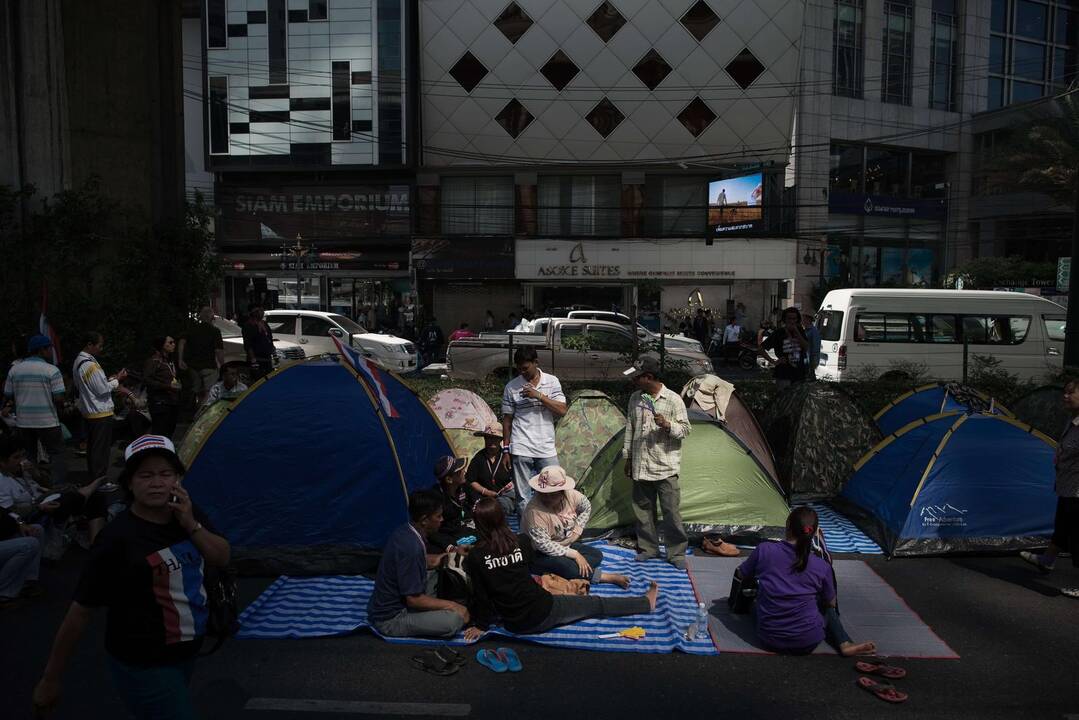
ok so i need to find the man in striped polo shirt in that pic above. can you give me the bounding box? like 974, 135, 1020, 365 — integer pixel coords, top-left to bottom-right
73, 332, 129, 482
3, 336, 67, 486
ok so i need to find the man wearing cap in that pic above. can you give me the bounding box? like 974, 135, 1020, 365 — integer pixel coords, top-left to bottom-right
465, 425, 515, 516
3, 336, 68, 486
501, 348, 568, 505
622, 356, 692, 569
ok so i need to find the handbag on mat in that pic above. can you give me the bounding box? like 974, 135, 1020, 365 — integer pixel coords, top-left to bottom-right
728, 569, 758, 614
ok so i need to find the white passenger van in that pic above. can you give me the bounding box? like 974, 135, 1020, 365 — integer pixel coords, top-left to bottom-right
815, 289, 1067, 382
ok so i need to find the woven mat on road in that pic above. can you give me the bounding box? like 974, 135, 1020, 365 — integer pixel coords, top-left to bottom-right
237, 543, 718, 656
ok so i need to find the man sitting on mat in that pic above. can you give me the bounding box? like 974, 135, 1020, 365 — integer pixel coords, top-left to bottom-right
736, 506, 876, 656
367, 490, 470, 639
521, 466, 629, 589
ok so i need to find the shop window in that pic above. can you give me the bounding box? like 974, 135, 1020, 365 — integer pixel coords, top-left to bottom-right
830, 143, 863, 193
865, 147, 909, 196
441, 177, 514, 235
538, 175, 621, 236
911, 153, 947, 198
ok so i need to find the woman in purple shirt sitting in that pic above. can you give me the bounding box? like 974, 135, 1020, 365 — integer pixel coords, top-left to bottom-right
738, 506, 876, 656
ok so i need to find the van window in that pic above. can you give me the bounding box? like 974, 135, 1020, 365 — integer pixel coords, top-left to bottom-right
855, 313, 956, 343
1044, 316, 1066, 341
818, 311, 843, 341
963, 316, 1031, 345
925, 315, 957, 343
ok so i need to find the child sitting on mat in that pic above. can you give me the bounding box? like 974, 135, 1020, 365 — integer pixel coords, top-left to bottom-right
736, 506, 876, 656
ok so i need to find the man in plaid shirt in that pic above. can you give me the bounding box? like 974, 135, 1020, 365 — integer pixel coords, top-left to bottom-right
622, 356, 691, 569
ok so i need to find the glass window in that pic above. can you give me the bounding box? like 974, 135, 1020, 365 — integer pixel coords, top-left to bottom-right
818, 311, 844, 342
931, 11, 958, 111
301, 316, 335, 337
441, 177, 514, 235
865, 147, 908, 196
990, 35, 1007, 74
1054, 47, 1079, 84
992, 0, 1008, 33
660, 178, 705, 235
882, 2, 914, 104
927, 315, 958, 343
833, 0, 865, 98
962, 316, 988, 343
988, 77, 1006, 109
1043, 316, 1067, 340
1057, 8, 1076, 44
208, 77, 229, 155
1014, 40, 1047, 80
856, 313, 886, 342
266, 316, 297, 335
207, 0, 227, 48
537, 176, 621, 237
328, 314, 365, 333
1013, 80, 1045, 101
332, 61, 352, 141
983, 315, 1031, 343
1016, 1, 1049, 39
911, 153, 947, 198
830, 143, 863, 193
588, 327, 633, 353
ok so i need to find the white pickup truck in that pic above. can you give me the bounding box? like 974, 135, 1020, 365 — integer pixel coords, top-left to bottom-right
447, 318, 713, 381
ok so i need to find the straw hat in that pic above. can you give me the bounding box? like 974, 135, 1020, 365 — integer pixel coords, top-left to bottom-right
472, 424, 504, 439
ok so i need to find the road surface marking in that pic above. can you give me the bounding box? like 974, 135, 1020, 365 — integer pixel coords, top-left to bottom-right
245, 698, 471, 716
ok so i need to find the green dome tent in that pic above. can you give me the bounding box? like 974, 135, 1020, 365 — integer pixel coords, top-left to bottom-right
556, 389, 626, 482
578, 411, 789, 542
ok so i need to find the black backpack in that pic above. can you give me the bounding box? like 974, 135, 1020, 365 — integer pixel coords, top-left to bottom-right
435, 553, 472, 605
201, 564, 240, 655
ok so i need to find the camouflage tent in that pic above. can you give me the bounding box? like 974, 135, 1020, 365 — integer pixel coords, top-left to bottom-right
682, 374, 782, 495
760, 383, 882, 499
1010, 385, 1068, 438
556, 389, 626, 482
578, 412, 789, 542
428, 388, 499, 460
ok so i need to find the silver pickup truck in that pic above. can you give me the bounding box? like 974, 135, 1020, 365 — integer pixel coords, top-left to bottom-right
446, 318, 713, 381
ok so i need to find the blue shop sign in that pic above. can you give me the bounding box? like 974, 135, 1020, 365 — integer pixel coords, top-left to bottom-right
829, 191, 946, 219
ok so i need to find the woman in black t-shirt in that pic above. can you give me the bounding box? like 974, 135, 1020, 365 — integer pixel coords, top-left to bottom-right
32, 435, 230, 719
462, 498, 658, 640
429, 455, 474, 553
465, 425, 516, 516
759, 307, 809, 389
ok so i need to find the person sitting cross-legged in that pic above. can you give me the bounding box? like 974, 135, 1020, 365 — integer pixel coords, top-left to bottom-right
462, 498, 658, 640
521, 466, 629, 589
367, 489, 470, 639
737, 506, 876, 656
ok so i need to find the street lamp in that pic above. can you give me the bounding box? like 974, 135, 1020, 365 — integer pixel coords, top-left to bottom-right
283, 234, 316, 309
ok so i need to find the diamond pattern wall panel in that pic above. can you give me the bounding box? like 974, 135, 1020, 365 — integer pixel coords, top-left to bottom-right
420, 0, 806, 166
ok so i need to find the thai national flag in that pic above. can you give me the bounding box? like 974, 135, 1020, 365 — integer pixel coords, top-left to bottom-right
39, 282, 61, 365
331, 335, 399, 418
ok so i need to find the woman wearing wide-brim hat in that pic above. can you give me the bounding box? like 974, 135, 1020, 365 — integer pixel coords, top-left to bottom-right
465, 425, 516, 517
521, 466, 630, 588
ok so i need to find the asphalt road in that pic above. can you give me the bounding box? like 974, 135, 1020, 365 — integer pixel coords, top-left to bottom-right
5, 545, 1079, 720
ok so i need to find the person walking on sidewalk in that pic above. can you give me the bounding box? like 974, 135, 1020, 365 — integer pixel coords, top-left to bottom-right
73, 332, 131, 482
178, 307, 224, 406
3, 335, 67, 486
500, 348, 567, 505
1020, 378, 1079, 597
622, 356, 691, 569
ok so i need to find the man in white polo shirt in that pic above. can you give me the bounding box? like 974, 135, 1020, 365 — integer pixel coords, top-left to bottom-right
3, 336, 68, 486
500, 347, 568, 505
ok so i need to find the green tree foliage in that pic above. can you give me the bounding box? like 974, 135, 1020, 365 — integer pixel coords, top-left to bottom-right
0, 179, 219, 371
986, 92, 1079, 205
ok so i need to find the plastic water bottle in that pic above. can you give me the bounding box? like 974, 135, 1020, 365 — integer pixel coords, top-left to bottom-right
694, 602, 708, 640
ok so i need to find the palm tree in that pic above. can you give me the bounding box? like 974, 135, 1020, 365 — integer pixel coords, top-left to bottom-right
988, 90, 1079, 369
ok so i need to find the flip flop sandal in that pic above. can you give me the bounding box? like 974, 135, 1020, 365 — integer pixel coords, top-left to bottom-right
856, 660, 907, 679
856, 676, 908, 704
496, 647, 522, 672
435, 645, 467, 668
411, 651, 460, 677
476, 649, 508, 673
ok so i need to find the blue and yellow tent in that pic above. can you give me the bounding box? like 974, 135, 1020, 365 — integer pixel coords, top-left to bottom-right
179, 358, 451, 574
834, 412, 1057, 556
874, 383, 1011, 437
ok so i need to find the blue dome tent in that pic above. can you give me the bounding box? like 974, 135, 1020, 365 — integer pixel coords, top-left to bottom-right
833, 412, 1057, 557
179, 358, 451, 574
874, 383, 1011, 437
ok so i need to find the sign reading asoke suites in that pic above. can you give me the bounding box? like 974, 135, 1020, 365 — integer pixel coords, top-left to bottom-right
516, 239, 797, 281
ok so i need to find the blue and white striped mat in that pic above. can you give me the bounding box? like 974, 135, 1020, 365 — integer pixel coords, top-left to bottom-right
237, 543, 717, 655
808, 502, 882, 555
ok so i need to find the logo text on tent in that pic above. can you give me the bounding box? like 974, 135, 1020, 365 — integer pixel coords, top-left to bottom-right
919, 503, 968, 528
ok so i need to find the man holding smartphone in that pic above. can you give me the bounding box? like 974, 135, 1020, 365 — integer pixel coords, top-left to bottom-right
500, 348, 567, 506
758, 307, 810, 389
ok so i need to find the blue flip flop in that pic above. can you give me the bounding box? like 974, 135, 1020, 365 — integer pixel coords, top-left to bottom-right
496, 647, 522, 672
476, 649, 508, 673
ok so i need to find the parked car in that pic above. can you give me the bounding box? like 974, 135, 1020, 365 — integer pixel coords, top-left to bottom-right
447, 318, 712, 381
213, 315, 305, 382
263, 309, 418, 373
815, 289, 1066, 382
565, 310, 705, 353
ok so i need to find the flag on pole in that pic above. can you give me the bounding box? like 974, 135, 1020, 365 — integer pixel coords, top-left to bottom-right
331, 335, 399, 418
39, 282, 61, 365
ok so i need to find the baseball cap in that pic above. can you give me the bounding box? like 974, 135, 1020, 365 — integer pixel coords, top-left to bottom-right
434, 455, 467, 479
27, 335, 53, 352
623, 355, 662, 379
124, 434, 177, 462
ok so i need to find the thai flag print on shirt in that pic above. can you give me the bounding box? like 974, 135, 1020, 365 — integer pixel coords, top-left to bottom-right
146, 540, 208, 644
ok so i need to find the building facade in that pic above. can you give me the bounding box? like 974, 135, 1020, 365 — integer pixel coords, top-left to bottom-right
415, 0, 807, 333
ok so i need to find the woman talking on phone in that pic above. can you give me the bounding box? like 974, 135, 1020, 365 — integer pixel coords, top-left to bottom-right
758, 307, 810, 390
32, 435, 230, 719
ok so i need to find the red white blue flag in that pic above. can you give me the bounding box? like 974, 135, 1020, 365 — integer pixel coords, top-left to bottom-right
332, 335, 399, 418
39, 282, 61, 365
